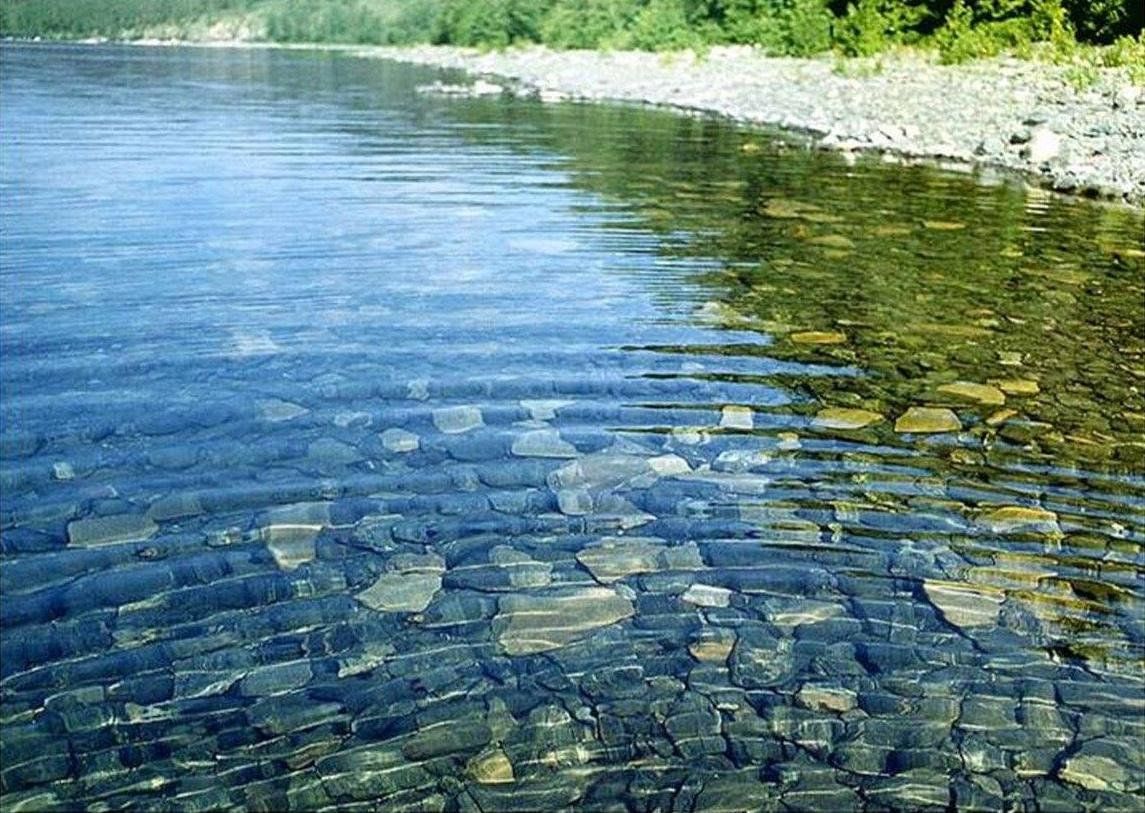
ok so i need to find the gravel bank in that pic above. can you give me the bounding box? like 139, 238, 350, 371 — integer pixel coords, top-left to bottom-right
365, 44, 1145, 206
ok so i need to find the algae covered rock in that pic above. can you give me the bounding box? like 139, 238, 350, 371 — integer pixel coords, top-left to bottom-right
894, 407, 961, 434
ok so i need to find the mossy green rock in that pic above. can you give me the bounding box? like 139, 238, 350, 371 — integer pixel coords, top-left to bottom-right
894, 407, 961, 434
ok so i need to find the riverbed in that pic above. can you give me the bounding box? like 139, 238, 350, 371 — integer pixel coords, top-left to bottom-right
1, 42, 1143, 812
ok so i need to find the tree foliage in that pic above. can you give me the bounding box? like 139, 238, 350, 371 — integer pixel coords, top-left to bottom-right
1, 0, 1141, 59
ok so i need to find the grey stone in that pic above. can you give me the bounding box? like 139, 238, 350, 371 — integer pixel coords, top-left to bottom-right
493, 586, 635, 655
433, 405, 483, 434
381, 427, 420, 453
356, 570, 442, 613
67, 514, 157, 547
511, 429, 578, 458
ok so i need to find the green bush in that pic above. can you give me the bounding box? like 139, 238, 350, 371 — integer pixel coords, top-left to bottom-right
834, 0, 890, 55
737, 0, 833, 56
619, 0, 700, 50
539, 0, 640, 49
1, 0, 1139, 58
434, 0, 551, 47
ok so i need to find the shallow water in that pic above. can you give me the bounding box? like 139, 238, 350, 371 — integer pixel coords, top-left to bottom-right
1, 42, 1143, 812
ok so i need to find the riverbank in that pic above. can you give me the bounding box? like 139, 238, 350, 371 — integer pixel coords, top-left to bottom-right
12, 37, 1145, 206
363, 44, 1144, 207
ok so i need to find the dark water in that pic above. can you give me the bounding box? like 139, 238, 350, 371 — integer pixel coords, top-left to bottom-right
2, 43, 1143, 812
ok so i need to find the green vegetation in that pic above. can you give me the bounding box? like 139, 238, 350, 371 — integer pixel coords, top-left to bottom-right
1, 0, 1141, 64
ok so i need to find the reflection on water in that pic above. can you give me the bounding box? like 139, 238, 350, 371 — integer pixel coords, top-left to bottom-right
2, 43, 1143, 812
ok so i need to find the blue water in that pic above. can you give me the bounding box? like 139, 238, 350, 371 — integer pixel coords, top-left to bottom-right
1, 42, 1143, 812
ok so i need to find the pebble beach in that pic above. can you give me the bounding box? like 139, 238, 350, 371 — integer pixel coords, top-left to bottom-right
365, 43, 1145, 206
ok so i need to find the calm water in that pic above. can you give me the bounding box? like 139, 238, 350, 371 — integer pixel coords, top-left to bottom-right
1, 43, 1143, 812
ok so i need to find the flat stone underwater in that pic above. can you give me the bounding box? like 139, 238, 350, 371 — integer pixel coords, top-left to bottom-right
1, 43, 1143, 812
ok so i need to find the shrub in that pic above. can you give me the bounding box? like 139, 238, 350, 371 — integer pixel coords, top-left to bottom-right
539, 0, 640, 49
620, 0, 701, 50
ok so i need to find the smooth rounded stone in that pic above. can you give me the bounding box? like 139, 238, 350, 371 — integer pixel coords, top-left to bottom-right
405, 378, 431, 401
257, 399, 309, 423
66, 514, 157, 547
1012, 746, 1062, 778
921, 219, 966, 231
866, 770, 952, 810
993, 378, 1040, 396
381, 428, 420, 453
808, 234, 855, 250
145, 492, 205, 523
519, 399, 574, 421
894, 407, 962, 434
556, 488, 593, 516
548, 450, 651, 491
356, 571, 442, 613
671, 427, 710, 445
318, 750, 431, 800
986, 408, 1018, 428
936, 381, 1006, 406
489, 545, 553, 589
767, 599, 844, 631
466, 747, 514, 784
958, 694, 1017, 732
796, 684, 857, 714
681, 584, 733, 608
1060, 740, 1140, 793
769, 707, 845, 755
493, 586, 635, 655
688, 630, 736, 663
647, 453, 692, 476
511, 429, 578, 459
730, 633, 793, 689
790, 330, 846, 345
307, 437, 363, 465
719, 405, 754, 430
433, 405, 484, 435
575, 536, 700, 583
239, 661, 313, 697
951, 775, 1005, 811
812, 407, 883, 430
916, 581, 998, 632
332, 410, 372, 429
262, 525, 320, 571
468, 780, 584, 813
775, 764, 861, 810
402, 719, 493, 762
978, 505, 1061, 535
665, 696, 725, 758
1021, 126, 1062, 162
689, 771, 779, 812
711, 449, 771, 473
832, 741, 892, 775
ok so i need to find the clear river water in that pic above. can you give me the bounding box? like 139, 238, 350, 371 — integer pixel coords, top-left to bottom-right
1, 42, 1143, 812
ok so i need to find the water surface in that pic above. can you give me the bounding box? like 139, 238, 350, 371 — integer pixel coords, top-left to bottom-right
2, 42, 1143, 812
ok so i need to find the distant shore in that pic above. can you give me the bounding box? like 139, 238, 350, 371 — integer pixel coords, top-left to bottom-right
14, 39, 1145, 206
366, 44, 1145, 208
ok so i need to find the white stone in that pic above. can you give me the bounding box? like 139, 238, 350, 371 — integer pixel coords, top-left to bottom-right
257, 399, 309, 422
433, 405, 483, 434
648, 454, 691, 476
381, 428, 420, 453
682, 584, 733, 608
720, 405, 754, 430
1021, 127, 1061, 163
511, 429, 578, 458
520, 399, 574, 421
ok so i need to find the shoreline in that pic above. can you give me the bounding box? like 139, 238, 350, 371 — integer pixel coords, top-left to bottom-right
10, 38, 1145, 208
